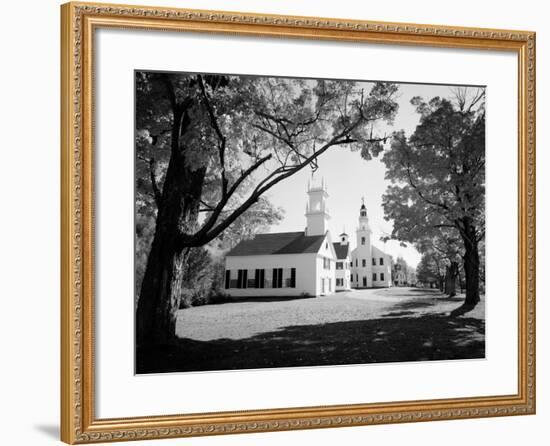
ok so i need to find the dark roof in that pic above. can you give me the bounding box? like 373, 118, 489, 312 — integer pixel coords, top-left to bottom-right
339, 232, 348, 236
332, 242, 349, 259
226, 231, 326, 257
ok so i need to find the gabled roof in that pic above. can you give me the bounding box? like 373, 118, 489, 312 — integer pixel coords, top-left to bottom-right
226, 231, 327, 257
332, 242, 350, 260
371, 245, 390, 257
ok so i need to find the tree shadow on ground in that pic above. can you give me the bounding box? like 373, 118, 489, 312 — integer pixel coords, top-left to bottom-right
136, 314, 485, 374
386, 294, 465, 313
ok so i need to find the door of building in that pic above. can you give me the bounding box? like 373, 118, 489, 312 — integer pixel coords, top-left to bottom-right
362, 276, 367, 287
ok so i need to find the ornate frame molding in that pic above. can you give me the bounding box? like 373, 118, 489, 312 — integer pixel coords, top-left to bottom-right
60, 2, 536, 443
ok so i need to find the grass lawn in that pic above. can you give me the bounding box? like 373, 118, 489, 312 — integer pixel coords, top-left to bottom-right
136, 287, 485, 374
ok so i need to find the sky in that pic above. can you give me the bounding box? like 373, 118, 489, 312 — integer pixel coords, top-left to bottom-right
259, 81, 463, 269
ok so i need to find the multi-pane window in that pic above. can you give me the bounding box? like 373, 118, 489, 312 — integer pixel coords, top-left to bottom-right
336, 261, 343, 270
380, 273, 385, 281
323, 257, 331, 270
362, 259, 366, 267
372, 258, 376, 266
361, 236, 366, 245
372, 273, 377, 281
272, 268, 283, 288
283, 268, 296, 288
225, 268, 295, 289
336, 278, 343, 286
380, 257, 384, 265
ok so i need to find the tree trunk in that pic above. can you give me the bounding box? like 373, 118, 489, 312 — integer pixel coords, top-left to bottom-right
136, 92, 208, 345
136, 158, 206, 345
444, 261, 459, 297
463, 246, 480, 305
451, 217, 481, 317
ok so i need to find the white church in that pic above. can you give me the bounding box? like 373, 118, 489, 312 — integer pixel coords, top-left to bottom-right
224, 178, 392, 297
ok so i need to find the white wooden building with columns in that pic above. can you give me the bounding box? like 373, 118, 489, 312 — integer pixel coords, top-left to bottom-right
224, 178, 392, 297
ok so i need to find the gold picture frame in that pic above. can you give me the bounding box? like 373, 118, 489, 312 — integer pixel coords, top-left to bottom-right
60, 2, 536, 443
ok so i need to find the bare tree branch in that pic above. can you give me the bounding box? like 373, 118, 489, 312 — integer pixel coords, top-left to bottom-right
197, 74, 229, 198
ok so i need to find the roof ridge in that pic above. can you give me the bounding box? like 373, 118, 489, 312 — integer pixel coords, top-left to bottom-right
226, 230, 325, 257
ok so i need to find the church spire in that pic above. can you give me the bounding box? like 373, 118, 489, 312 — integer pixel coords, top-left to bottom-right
357, 197, 370, 232
360, 197, 367, 218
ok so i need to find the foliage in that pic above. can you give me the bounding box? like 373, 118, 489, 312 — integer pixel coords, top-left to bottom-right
382, 92, 485, 246
381, 88, 485, 309
416, 252, 445, 286
136, 72, 399, 249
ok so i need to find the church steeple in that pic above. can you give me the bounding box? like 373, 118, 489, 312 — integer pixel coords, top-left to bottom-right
305, 175, 330, 236
358, 197, 369, 230
354, 197, 373, 288
356, 197, 372, 248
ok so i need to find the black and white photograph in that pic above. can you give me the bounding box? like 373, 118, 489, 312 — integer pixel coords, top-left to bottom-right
134, 71, 486, 374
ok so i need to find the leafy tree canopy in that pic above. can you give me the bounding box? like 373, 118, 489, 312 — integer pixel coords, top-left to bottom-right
382, 90, 485, 248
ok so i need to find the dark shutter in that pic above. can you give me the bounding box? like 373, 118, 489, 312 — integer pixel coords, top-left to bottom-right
225, 270, 230, 289
237, 270, 243, 289
272, 268, 277, 289
260, 269, 265, 288
278, 268, 283, 288
254, 269, 260, 288
242, 269, 248, 289
291, 268, 296, 288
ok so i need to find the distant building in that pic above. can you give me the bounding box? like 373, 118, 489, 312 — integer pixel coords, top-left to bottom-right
350, 201, 392, 288
392, 257, 416, 286
224, 178, 392, 297
334, 232, 352, 291
393, 264, 408, 286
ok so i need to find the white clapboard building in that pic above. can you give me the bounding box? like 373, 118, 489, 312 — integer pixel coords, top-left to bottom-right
333, 232, 352, 291
224, 178, 392, 297
349, 201, 393, 289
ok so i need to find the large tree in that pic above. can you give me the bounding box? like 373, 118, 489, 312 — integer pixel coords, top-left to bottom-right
135, 72, 399, 344
382, 88, 485, 315
416, 252, 445, 289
